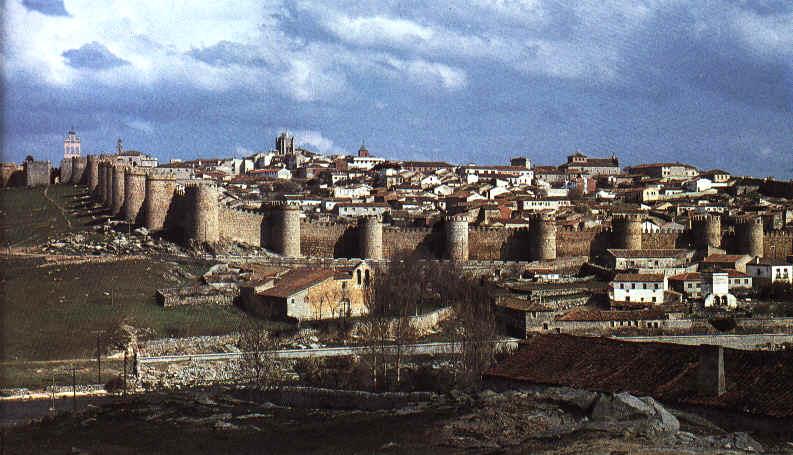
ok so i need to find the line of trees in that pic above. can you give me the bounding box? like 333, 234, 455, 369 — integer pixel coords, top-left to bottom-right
358, 252, 497, 391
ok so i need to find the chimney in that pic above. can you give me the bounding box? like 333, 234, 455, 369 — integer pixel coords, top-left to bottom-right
697, 344, 725, 397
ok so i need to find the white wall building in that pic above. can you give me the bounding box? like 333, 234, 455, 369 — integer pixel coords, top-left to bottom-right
610, 273, 667, 305
746, 258, 793, 284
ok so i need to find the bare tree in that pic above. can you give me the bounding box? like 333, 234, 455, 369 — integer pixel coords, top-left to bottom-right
359, 253, 424, 390
238, 319, 281, 389
436, 266, 498, 390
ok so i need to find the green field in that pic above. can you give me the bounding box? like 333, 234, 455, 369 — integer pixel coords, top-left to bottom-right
1, 257, 246, 362
0, 185, 251, 388
0, 185, 82, 247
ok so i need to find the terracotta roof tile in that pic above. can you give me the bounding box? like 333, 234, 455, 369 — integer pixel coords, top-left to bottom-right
486, 335, 793, 418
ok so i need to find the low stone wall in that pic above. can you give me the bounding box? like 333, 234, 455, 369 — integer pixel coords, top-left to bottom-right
410, 307, 454, 335
615, 333, 793, 351
138, 334, 241, 357
156, 285, 239, 307
734, 317, 793, 333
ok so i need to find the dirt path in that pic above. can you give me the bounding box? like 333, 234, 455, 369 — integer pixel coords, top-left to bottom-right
41, 186, 73, 229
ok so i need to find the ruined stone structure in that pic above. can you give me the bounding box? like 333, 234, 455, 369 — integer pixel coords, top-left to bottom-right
86, 155, 99, 192
733, 216, 764, 258
691, 214, 721, 250
124, 169, 147, 224
529, 213, 557, 261
271, 203, 301, 257
23, 160, 51, 187
111, 164, 126, 215
144, 175, 177, 233
359, 216, 384, 259
612, 213, 642, 250
60, 158, 73, 184
190, 183, 220, 244
445, 215, 469, 261
71, 156, 87, 185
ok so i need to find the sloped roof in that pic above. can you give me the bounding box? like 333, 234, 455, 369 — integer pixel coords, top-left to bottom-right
613, 273, 665, 282
555, 309, 666, 321
486, 334, 793, 417
259, 268, 336, 298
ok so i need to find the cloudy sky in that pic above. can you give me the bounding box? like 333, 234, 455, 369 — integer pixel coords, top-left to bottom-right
2, 0, 791, 176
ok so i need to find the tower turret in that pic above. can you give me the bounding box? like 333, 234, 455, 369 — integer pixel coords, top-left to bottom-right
530, 213, 557, 260
144, 175, 176, 232
191, 183, 220, 244
691, 214, 721, 250
71, 156, 86, 184
734, 216, 763, 258
111, 164, 126, 216
359, 216, 383, 259
124, 169, 147, 224
612, 213, 643, 250
271, 202, 301, 257
86, 155, 99, 193
445, 215, 469, 261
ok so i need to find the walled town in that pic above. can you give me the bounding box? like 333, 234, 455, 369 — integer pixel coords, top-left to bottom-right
2, 130, 793, 453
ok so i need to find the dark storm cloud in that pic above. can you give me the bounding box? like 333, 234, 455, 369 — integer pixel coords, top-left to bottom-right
62, 42, 129, 69
21, 0, 69, 16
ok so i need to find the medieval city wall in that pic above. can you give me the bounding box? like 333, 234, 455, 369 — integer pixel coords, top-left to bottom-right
383, 226, 440, 258
218, 207, 267, 247
468, 227, 529, 260
300, 221, 353, 257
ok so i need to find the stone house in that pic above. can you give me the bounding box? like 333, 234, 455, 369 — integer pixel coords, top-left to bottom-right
239, 263, 372, 322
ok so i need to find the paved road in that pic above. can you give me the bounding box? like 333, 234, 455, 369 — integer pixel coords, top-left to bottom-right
138, 339, 521, 365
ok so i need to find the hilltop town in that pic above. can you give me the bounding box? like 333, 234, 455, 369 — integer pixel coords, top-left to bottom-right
2, 130, 793, 453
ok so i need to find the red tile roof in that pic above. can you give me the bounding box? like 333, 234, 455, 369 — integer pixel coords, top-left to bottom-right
669, 272, 702, 282
556, 309, 666, 321
486, 335, 793, 418
613, 273, 665, 282
259, 267, 336, 298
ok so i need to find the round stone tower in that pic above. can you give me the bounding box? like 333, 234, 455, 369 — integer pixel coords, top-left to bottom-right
103, 162, 114, 208
734, 216, 764, 258
97, 162, 106, 202
445, 215, 469, 261
111, 164, 126, 216
71, 156, 86, 184
691, 214, 721, 250
144, 175, 177, 233
530, 213, 557, 261
359, 216, 383, 260
98, 162, 109, 204
60, 158, 73, 184
124, 169, 147, 225
272, 203, 301, 257
86, 155, 99, 193
191, 183, 220, 244
612, 213, 643, 250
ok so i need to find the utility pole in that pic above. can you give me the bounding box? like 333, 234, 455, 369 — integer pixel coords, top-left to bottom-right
123, 350, 128, 399
95, 331, 102, 384
48, 373, 55, 414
